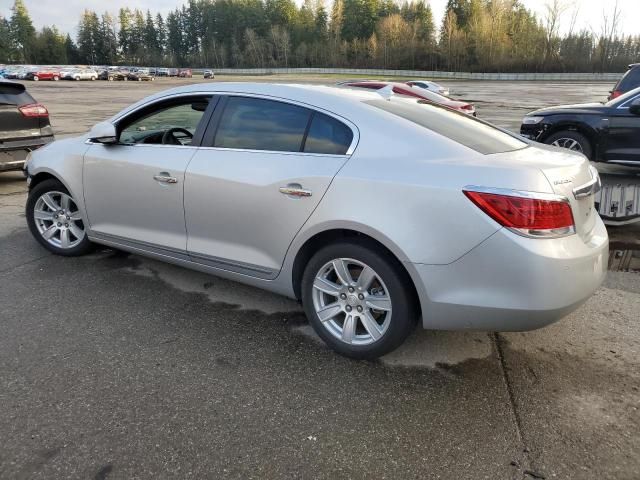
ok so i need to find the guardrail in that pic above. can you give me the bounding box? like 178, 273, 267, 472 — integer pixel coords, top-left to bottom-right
212, 67, 622, 81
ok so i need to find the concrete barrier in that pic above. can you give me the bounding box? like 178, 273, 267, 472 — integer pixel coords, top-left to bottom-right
212, 67, 621, 81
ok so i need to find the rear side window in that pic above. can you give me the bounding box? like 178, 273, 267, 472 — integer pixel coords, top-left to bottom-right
0, 84, 35, 106
303, 112, 353, 155
617, 67, 640, 91
214, 97, 311, 152
366, 98, 526, 155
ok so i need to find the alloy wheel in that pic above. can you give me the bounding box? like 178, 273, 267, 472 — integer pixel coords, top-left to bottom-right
551, 137, 583, 152
312, 258, 392, 346
33, 191, 85, 249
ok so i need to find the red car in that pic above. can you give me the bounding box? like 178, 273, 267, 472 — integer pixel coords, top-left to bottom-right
178, 68, 192, 78
25, 70, 60, 81
344, 81, 476, 116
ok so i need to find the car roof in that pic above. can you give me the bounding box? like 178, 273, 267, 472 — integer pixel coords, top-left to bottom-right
112, 82, 386, 123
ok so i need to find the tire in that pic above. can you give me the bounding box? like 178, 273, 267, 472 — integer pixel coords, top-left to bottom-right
544, 130, 592, 159
74, 76, 80, 81
108, 76, 113, 81
53, 76, 59, 81
33, 76, 39, 81
26, 179, 93, 257
301, 240, 417, 359
91, 76, 96, 81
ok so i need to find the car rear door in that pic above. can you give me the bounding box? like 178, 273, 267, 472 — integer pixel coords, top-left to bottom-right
184, 95, 356, 278
83, 95, 214, 256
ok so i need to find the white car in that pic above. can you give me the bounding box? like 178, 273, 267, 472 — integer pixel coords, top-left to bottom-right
24, 83, 608, 359
63, 69, 98, 81
407, 80, 450, 96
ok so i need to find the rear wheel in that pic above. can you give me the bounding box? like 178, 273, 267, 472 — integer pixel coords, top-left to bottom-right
301, 241, 417, 359
544, 130, 592, 159
74, 76, 80, 81
53, 76, 59, 81
26, 179, 93, 256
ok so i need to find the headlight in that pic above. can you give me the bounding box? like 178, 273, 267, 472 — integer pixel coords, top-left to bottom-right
522, 116, 544, 125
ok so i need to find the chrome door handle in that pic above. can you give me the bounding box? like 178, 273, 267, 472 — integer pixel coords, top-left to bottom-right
279, 184, 312, 197
153, 173, 178, 184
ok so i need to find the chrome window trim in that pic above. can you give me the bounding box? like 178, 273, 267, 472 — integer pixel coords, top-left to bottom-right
110, 90, 360, 156
195, 145, 350, 158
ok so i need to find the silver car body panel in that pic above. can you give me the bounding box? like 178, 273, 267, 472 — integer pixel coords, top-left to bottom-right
27, 83, 608, 331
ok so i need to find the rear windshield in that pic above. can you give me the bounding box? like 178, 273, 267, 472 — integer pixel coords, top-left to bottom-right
366, 98, 526, 154
0, 83, 34, 106
616, 66, 640, 91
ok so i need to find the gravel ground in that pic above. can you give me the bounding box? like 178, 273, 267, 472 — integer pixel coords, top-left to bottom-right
0, 78, 639, 480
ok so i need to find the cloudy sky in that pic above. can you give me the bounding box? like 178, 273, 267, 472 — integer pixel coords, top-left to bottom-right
0, 0, 638, 37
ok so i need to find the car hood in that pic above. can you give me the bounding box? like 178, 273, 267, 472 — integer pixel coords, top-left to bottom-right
527, 102, 606, 116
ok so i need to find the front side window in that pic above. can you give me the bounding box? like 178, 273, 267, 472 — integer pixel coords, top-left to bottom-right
119, 99, 209, 146
214, 97, 311, 152
303, 112, 353, 155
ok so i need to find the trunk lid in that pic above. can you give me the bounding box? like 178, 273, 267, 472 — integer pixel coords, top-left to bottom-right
488, 145, 598, 241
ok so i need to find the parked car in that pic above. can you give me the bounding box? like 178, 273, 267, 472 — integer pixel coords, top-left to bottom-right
156, 68, 169, 77
344, 81, 476, 115
127, 71, 154, 82
204, 70, 215, 79
520, 86, 640, 164
0, 80, 54, 174
608, 63, 640, 100
168, 68, 179, 77
24, 83, 607, 359
99, 70, 127, 81
24, 69, 60, 81
63, 69, 98, 81
406, 80, 449, 96
178, 68, 192, 78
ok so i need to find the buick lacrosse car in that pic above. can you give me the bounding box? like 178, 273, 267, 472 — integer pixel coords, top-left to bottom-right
25, 83, 608, 359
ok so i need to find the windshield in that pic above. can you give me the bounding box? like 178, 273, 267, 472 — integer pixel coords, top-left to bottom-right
606, 86, 640, 106
366, 97, 527, 155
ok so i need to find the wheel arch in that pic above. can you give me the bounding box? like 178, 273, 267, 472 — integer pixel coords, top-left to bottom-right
540, 122, 598, 157
290, 227, 422, 319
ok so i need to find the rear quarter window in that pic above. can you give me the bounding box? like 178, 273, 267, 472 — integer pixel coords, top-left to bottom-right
303, 112, 353, 155
366, 98, 526, 155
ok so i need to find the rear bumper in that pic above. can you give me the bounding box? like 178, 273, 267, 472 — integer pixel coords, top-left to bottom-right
412, 217, 608, 331
0, 135, 54, 171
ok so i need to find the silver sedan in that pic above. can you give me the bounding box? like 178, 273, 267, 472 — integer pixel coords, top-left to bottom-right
24, 83, 608, 359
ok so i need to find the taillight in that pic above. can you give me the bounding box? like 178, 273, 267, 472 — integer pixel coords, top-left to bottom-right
19, 103, 49, 118
461, 104, 474, 110
463, 187, 575, 238
609, 90, 622, 100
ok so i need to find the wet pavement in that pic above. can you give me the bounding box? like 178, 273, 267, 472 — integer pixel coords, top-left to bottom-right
1, 79, 639, 479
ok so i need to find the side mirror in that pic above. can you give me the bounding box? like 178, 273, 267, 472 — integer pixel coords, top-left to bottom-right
88, 121, 117, 144
630, 99, 640, 116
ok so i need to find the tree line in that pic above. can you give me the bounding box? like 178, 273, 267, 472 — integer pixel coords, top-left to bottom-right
0, 0, 638, 73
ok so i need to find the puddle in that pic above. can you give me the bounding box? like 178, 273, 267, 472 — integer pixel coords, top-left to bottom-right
293, 324, 493, 369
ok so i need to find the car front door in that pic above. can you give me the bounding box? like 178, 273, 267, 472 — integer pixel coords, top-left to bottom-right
605, 94, 640, 163
83, 96, 213, 257
184, 95, 356, 278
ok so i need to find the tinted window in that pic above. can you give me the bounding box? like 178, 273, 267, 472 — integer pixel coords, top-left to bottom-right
366, 98, 526, 155
214, 97, 311, 152
303, 113, 353, 155
0, 83, 34, 106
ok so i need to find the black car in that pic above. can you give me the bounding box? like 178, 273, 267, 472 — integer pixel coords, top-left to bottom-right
520, 87, 640, 165
0, 80, 54, 174
609, 63, 640, 100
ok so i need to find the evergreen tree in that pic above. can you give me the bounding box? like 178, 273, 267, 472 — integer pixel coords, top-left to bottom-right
10, 0, 35, 62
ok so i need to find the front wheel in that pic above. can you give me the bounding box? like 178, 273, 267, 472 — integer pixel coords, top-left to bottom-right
301, 241, 417, 359
544, 130, 593, 159
33, 76, 39, 81
26, 179, 93, 256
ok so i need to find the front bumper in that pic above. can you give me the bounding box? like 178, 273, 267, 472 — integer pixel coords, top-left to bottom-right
411, 217, 608, 331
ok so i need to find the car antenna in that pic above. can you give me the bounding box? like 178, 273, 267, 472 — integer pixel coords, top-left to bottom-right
378, 85, 394, 101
